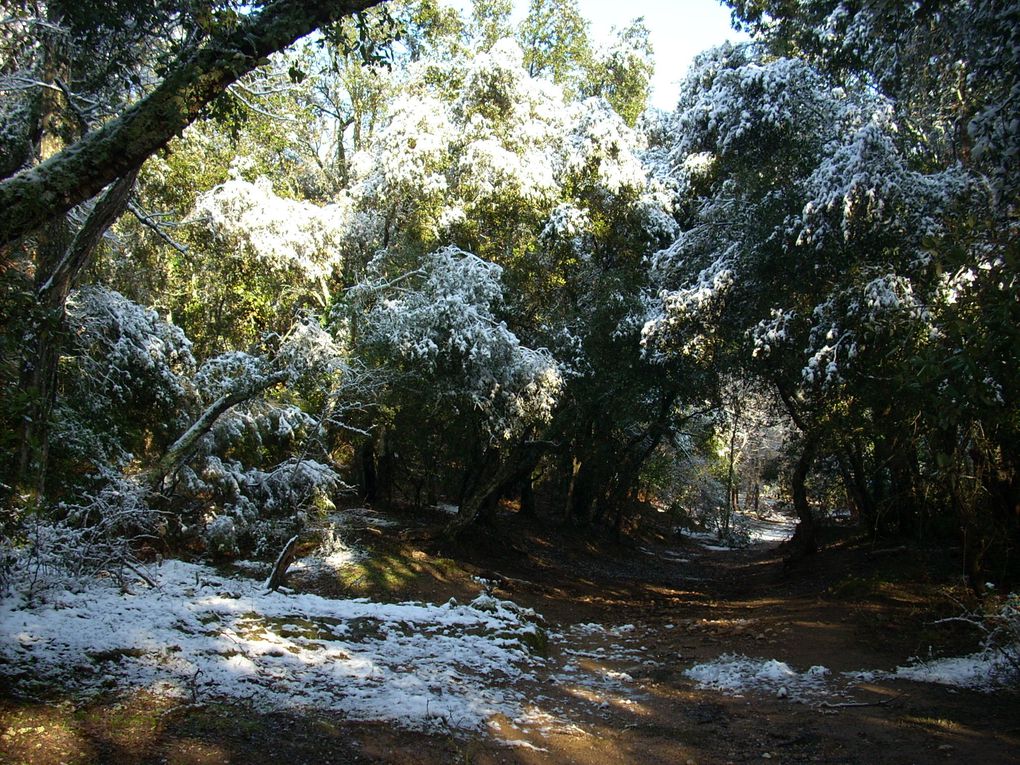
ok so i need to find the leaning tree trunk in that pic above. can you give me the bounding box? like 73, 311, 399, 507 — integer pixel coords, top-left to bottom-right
445, 441, 547, 538
785, 434, 819, 562
146, 370, 288, 489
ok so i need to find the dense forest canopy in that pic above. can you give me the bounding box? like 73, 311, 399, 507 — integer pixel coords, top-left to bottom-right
0, 0, 1017, 590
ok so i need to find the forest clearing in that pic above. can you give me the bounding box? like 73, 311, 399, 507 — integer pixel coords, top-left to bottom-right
1, 0, 1018, 761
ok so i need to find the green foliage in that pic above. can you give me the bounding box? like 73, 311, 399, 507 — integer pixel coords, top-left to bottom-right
518, 0, 592, 96
583, 19, 655, 126
3, 0, 1016, 581
641, 2, 1019, 580
469, 0, 514, 51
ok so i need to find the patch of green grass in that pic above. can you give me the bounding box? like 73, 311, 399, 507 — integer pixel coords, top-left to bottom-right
76, 699, 162, 734
336, 549, 471, 598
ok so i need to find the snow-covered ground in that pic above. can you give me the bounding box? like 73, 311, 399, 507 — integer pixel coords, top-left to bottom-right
675, 508, 798, 550
868, 651, 1017, 691
741, 510, 798, 543
1, 519, 1012, 740
0, 560, 545, 731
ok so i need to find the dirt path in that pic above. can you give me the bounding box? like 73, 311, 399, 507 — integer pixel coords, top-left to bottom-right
2, 508, 1018, 764
417, 516, 1019, 764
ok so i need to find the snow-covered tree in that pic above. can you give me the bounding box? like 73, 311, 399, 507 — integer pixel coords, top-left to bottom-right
358, 246, 561, 440
583, 19, 655, 127
645, 32, 1017, 577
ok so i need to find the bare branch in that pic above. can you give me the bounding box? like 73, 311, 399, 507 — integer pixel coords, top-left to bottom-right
128, 202, 189, 255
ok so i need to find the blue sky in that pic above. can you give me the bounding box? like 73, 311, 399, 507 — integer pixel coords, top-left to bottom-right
442, 0, 748, 109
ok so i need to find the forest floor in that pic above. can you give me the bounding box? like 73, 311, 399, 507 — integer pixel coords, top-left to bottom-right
2, 501, 1018, 764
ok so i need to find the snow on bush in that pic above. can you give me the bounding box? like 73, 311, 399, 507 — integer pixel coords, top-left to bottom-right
193, 456, 348, 558
192, 176, 350, 285
891, 593, 1020, 690
669, 46, 834, 163
9, 473, 157, 592
62, 286, 196, 461
290, 520, 364, 576
0, 560, 547, 731
351, 92, 453, 205
183, 324, 361, 556
66, 286, 195, 406
564, 97, 647, 195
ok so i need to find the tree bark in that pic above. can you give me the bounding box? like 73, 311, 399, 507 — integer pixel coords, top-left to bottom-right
359, 439, 378, 503
445, 441, 547, 538
265, 534, 300, 591
519, 474, 536, 517
0, 0, 384, 248
723, 397, 742, 538
786, 434, 819, 561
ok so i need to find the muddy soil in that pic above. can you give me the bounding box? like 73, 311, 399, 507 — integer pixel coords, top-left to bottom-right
2, 505, 1017, 764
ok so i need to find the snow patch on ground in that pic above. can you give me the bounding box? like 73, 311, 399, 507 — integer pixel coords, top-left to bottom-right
887, 650, 1016, 690
0, 560, 545, 731
336, 506, 401, 529
291, 522, 364, 576
544, 621, 654, 716
676, 509, 797, 551
742, 511, 797, 543
687, 651, 1016, 700
684, 654, 830, 700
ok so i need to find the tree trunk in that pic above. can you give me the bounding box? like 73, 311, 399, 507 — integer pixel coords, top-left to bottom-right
786, 434, 819, 561
0, 0, 383, 248
359, 439, 377, 503
16, 171, 138, 494
723, 399, 741, 538
519, 474, 536, 517
445, 441, 546, 538
838, 449, 866, 522
265, 535, 300, 591
566, 457, 596, 525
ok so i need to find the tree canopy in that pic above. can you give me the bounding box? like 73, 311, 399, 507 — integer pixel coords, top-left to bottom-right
0, 0, 1016, 592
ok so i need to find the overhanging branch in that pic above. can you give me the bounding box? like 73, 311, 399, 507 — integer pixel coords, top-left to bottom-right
0, 0, 384, 248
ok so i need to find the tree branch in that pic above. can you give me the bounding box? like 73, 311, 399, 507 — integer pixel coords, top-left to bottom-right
128, 202, 189, 255
37, 169, 138, 301
147, 370, 289, 487
0, 0, 384, 248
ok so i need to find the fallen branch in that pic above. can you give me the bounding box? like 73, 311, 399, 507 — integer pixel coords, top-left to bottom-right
816, 694, 903, 711
147, 370, 288, 487
123, 559, 159, 589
